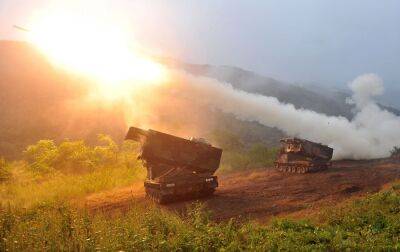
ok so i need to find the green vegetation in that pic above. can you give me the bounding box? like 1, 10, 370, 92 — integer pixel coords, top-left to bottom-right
2, 135, 400, 250
1, 132, 275, 208
391, 146, 400, 158
0, 135, 145, 208
2, 185, 400, 250
210, 129, 278, 172
0, 158, 11, 182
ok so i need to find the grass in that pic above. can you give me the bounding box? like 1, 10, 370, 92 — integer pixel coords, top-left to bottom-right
3, 184, 400, 251
0, 136, 146, 209
0, 165, 144, 208
2, 135, 400, 250
0, 134, 276, 208
219, 145, 278, 173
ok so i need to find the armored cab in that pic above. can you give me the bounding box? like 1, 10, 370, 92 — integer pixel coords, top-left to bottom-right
275, 138, 333, 173
125, 127, 223, 203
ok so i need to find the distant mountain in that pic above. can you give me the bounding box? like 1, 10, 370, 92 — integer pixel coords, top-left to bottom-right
0, 41, 398, 158
161, 59, 400, 118
0, 41, 283, 158
162, 61, 353, 118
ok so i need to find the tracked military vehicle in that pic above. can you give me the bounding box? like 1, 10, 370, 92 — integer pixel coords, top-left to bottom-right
125, 127, 223, 204
275, 138, 333, 173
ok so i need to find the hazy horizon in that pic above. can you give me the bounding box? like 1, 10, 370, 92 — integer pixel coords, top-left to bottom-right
1, 0, 399, 105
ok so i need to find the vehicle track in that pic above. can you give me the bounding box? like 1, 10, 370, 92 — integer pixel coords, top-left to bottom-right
85, 159, 400, 221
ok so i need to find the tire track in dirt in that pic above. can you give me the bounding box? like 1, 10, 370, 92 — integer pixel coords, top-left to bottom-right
85, 159, 400, 221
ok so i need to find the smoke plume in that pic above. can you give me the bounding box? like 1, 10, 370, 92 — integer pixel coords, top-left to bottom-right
160, 71, 400, 159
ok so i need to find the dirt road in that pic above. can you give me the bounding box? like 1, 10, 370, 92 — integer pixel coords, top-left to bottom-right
86, 159, 400, 221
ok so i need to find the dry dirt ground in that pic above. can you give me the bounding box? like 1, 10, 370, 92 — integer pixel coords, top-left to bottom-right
85, 159, 400, 222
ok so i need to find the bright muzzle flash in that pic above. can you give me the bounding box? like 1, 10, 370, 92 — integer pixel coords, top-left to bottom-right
25, 9, 167, 100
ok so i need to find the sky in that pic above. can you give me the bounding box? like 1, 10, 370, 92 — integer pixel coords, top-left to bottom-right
0, 0, 399, 93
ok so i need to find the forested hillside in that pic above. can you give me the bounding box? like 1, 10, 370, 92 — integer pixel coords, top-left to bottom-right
1, 41, 398, 159
0, 41, 126, 158
0, 41, 281, 158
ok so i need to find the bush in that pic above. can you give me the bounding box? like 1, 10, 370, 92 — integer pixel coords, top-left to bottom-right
55, 140, 95, 173
0, 158, 11, 182
120, 140, 141, 169
93, 134, 119, 165
4, 136, 400, 250
1, 136, 144, 208
23, 140, 58, 173
220, 145, 278, 172
210, 129, 278, 172
209, 129, 244, 151
247, 143, 277, 166
23, 135, 139, 174
391, 146, 400, 158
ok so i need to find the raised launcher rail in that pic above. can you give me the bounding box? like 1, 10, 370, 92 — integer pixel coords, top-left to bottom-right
275, 138, 333, 173
125, 127, 223, 204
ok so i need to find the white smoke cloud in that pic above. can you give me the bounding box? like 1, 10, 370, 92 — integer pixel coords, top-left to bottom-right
168, 72, 400, 159
347, 73, 384, 109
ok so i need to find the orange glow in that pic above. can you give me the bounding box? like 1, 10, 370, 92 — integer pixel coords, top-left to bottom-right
26, 7, 167, 100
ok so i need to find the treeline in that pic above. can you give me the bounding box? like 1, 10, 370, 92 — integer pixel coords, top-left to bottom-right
22, 134, 137, 174
1, 135, 139, 179
0, 130, 277, 181
0, 135, 144, 208
0, 132, 277, 208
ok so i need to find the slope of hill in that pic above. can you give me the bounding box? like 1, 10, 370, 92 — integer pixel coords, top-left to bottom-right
0, 41, 126, 158
1, 41, 399, 158
87, 158, 400, 222
160, 58, 400, 117
179, 63, 354, 118
0, 41, 283, 158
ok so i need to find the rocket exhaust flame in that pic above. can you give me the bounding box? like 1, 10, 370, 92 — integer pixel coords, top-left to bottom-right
21, 5, 399, 160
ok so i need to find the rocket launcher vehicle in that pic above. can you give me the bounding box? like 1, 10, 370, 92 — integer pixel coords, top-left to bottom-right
125, 126, 223, 203
275, 138, 333, 173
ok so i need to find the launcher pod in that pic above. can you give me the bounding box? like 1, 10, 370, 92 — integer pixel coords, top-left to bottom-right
125, 127, 223, 204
